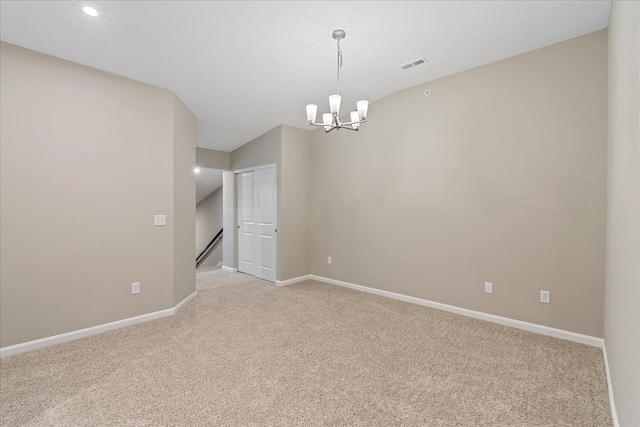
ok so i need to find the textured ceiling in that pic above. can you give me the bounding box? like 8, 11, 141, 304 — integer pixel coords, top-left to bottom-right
0, 1, 611, 152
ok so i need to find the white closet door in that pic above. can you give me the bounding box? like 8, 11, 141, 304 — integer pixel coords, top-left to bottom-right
237, 171, 255, 275
254, 167, 277, 282
236, 166, 277, 282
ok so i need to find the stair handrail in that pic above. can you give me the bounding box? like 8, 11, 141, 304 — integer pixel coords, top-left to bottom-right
196, 228, 223, 265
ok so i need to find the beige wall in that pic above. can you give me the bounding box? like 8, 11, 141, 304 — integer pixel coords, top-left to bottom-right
230, 126, 281, 171
604, 1, 640, 425
0, 43, 195, 348
309, 31, 607, 337
222, 171, 237, 269
196, 147, 230, 171
280, 125, 311, 280
172, 94, 196, 306
196, 186, 223, 268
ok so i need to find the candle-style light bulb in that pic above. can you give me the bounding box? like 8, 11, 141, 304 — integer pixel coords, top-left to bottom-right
306, 104, 318, 123
356, 100, 369, 120
329, 95, 341, 115
323, 113, 333, 131
350, 111, 359, 129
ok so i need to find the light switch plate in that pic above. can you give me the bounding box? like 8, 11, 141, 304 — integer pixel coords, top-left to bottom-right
154, 215, 166, 226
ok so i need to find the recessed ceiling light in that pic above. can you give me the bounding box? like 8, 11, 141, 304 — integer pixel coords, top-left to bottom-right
193, 167, 201, 174
82, 6, 99, 17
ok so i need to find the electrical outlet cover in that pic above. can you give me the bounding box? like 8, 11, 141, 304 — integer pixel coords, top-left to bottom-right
540, 290, 550, 303
154, 215, 166, 226
484, 282, 493, 294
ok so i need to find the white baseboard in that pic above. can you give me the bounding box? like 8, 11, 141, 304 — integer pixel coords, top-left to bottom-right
174, 291, 198, 312
222, 265, 237, 273
275, 275, 311, 287
308, 275, 604, 348
0, 291, 198, 358
602, 342, 620, 426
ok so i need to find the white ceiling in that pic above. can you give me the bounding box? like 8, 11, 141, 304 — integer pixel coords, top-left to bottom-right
1, 1, 611, 152
196, 168, 223, 205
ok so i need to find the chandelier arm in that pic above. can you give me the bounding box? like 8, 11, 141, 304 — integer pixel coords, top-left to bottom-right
341, 119, 366, 126
308, 119, 366, 129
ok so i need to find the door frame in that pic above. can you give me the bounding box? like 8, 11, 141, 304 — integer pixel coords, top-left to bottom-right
234, 163, 278, 282
234, 163, 277, 174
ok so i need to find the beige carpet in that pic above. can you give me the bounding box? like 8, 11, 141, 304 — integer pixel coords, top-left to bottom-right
1, 268, 611, 426
195, 265, 256, 290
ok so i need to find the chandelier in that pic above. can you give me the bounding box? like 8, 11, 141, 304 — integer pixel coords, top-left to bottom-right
305, 29, 369, 133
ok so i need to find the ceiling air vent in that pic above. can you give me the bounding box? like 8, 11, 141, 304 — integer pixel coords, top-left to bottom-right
399, 57, 430, 70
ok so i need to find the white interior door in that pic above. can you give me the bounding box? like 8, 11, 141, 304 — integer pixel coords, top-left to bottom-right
237, 166, 277, 282
254, 167, 277, 281
237, 171, 255, 275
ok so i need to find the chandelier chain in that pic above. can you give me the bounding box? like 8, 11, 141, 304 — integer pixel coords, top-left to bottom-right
336, 38, 343, 95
